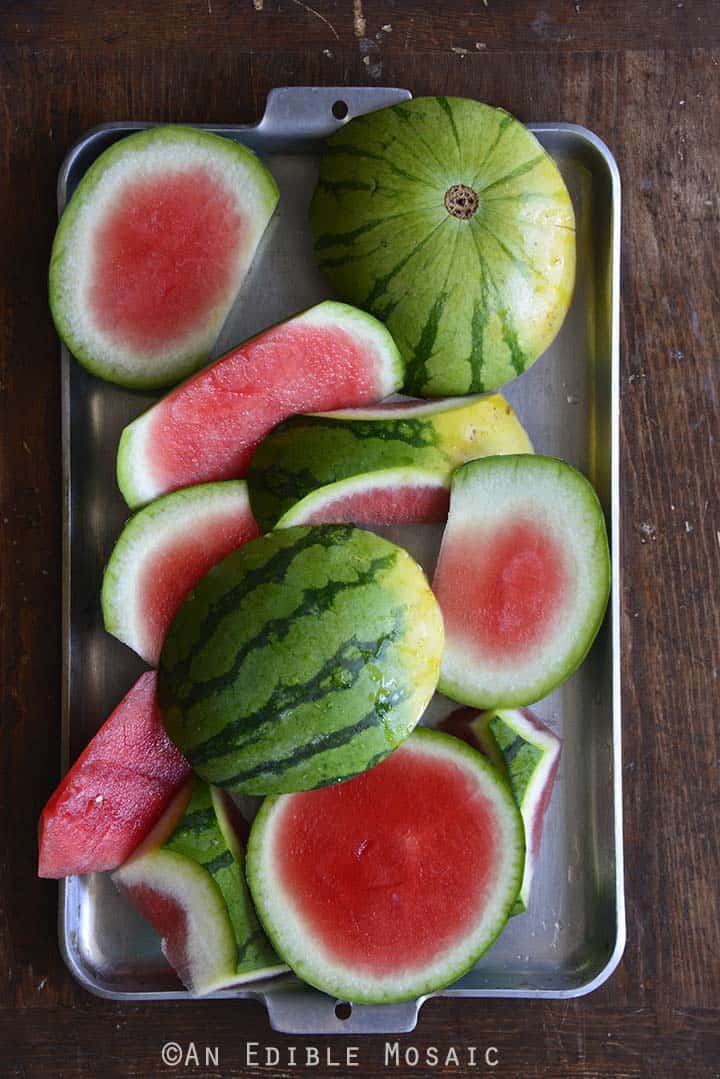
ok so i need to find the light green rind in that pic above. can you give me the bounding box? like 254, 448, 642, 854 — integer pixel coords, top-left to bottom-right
436, 454, 611, 709
246, 728, 525, 1004
158, 525, 444, 795
50, 125, 279, 389
310, 97, 575, 397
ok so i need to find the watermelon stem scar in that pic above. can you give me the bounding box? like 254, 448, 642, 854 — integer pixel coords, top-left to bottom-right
444, 184, 479, 220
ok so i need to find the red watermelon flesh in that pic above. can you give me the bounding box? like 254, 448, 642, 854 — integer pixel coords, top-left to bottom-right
274, 744, 503, 974
435, 518, 569, 663
38, 672, 191, 878
91, 169, 244, 352
275, 468, 450, 529
117, 302, 404, 510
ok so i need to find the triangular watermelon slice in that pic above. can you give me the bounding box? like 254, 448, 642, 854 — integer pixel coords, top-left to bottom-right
101, 481, 261, 667
117, 301, 404, 509
50, 126, 279, 388
38, 672, 191, 878
434, 455, 610, 709
275, 467, 450, 528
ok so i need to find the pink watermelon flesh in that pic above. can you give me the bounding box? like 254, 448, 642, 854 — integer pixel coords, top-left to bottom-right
91, 169, 244, 352
38, 672, 191, 878
296, 483, 449, 526
136, 506, 261, 666
274, 747, 502, 975
121, 880, 194, 984
146, 323, 390, 493
434, 518, 569, 662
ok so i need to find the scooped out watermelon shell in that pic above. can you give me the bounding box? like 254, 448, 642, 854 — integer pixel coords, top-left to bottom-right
311, 97, 575, 396
113, 777, 287, 995
50, 125, 279, 388
434, 454, 610, 709
247, 728, 524, 1003
158, 525, 444, 795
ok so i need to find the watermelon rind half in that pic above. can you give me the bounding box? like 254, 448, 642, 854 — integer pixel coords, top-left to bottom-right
310, 97, 575, 397
246, 728, 524, 1004
116, 300, 404, 510
274, 466, 450, 528
248, 393, 532, 530
158, 525, 444, 795
50, 125, 279, 388
435, 454, 610, 709
101, 481, 260, 667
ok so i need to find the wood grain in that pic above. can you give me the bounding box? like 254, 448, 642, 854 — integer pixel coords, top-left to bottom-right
1, 2, 719, 1075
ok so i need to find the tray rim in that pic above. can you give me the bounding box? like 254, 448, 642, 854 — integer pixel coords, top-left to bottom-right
57, 92, 624, 1015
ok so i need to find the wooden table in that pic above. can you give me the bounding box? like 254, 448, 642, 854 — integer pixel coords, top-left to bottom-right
1, 2, 718, 1075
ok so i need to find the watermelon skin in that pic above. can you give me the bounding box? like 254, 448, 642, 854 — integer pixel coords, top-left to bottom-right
275, 467, 450, 528
113, 777, 287, 995
101, 481, 261, 667
38, 672, 191, 878
247, 728, 524, 1004
158, 525, 444, 796
248, 393, 532, 530
50, 126, 279, 389
117, 301, 404, 510
310, 97, 575, 397
434, 455, 610, 709
439, 707, 561, 913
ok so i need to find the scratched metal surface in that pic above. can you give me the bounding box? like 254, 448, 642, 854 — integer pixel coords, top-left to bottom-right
58, 86, 623, 1034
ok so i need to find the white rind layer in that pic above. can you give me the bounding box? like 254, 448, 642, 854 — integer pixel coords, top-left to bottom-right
311, 394, 486, 420
437, 455, 610, 709
50, 126, 279, 388
246, 728, 524, 1004
116, 300, 405, 510
101, 481, 256, 666
275, 466, 450, 528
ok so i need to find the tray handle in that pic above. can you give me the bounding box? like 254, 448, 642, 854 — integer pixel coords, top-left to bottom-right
257, 86, 412, 141
262, 987, 423, 1034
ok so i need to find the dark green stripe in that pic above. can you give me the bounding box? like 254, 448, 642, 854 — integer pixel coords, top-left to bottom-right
436, 96, 462, 156
478, 153, 545, 196
172, 807, 215, 836
177, 550, 397, 711
499, 734, 525, 766
406, 289, 448, 389
219, 688, 407, 788
322, 143, 428, 186
471, 112, 513, 188
190, 615, 402, 765
205, 849, 235, 876
467, 297, 490, 394
314, 218, 388, 252
363, 217, 447, 313
478, 219, 543, 282
390, 103, 453, 179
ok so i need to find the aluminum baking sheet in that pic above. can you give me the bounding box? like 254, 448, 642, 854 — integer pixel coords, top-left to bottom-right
58, 86, 623, 1034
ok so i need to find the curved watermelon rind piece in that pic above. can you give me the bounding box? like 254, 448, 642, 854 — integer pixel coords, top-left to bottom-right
101, 480, 260, 667
274, 466, 451, 529
116, 300, 404, 510
50, 125, 279, 389
436, 454, 611, 710
246, 728, 525, 1004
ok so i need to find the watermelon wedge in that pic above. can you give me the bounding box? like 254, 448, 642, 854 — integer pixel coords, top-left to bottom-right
113, 778, 287, 995
439, 707, 561, 913
117, 301, 404, 509
434, 455, 610, 708
102, 481, 261, 667
248, 393, 532, 530
38, 672, 191, 878
158, 525, 444, 795
50, 126, 279, 388
275, 467, 450, 528
247, 728, 524, 1003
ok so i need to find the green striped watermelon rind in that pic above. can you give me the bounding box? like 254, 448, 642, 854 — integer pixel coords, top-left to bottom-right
50, 125, 279, 389
274, 466, 450, 528
437, 454, 611, 710
157, 525, 444, 796
310, 97, 576, 397
115, 300, 405, 511
101, 480, 259, 667
246, 728, 525, 1004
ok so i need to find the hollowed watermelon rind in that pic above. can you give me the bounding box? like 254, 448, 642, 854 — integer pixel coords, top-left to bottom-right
116, 300, 405, 510
436, 455, 611, 710
101, 480, 260, 667
50, 125, 279, 389
246, 728, 525, 1004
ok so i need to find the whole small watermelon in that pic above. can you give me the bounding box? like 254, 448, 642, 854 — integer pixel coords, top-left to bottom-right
157, 525, 444, 795
310, 97, 576, 397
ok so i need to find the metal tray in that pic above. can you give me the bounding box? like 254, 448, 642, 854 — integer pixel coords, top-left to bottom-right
59, 86, 623, 1034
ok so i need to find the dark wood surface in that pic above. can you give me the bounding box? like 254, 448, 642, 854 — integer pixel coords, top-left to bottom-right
2, 2, 719, 1076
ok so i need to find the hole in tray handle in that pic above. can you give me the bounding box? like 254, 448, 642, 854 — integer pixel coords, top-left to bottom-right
335, 1001, 352, 1020
332, 100, 349, 121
